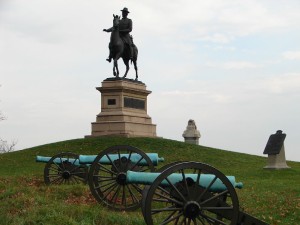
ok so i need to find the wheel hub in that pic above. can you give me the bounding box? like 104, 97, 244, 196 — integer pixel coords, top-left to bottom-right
183, 201, 201, 219
116, 172, 127, 185
62, 170, 71, 179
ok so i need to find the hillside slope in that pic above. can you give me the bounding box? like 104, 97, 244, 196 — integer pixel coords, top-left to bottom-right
0, 137, 299, 225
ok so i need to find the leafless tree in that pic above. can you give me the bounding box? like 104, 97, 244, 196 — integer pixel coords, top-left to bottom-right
0, 113, 15, 153
0, 139, 17, 153
0, 87, 17, 153
0, 110, 5, 121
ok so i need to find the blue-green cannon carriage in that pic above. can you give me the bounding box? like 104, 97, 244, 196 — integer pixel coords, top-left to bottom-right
36, 152, 88, 185
36, 145, 164, 186
88, 157, 269, 224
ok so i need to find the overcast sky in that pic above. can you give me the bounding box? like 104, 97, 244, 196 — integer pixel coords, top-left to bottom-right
1, 0, 300, 162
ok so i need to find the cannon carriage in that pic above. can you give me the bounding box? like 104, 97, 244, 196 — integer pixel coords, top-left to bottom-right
36, 145, 269, 224
36, 145, 164, 186
87, 150, 269, 224
36, 152, 88, 185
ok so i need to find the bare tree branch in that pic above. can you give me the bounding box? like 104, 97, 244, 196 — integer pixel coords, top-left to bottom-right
0, 85, 16, 153
0, 139, 17, 153
0, 112, 5, 121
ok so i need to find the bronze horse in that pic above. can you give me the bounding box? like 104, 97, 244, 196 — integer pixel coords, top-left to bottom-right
108, 15, 138, 80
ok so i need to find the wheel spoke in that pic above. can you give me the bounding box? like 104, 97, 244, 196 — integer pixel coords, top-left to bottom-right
96, 177, 115, 182
71, 171, 86, 175
69, 166, 83, 174
140, 167, 151, 172
98, 163, 117, 175
131, 183, 143, 194
94, 180, 116, 190
201, 206, 233, 210
72, 157, 78, 166
151, 206, 181, 214
105, 154, 119, 173
59, 157, 66, 170
128, 184, 142, 201
117, 149, 121, 161
48, 166, 60, 173
129, 156, 144, 170
161, 210, 178, 224
121, 185, 127, 207
153, 187, 184, 206
192, 218, 197, 225
46, 173, 62, 177
126, 184, 139, 204
179, 217, 186, 225
103, 183, 118, 199
50, 176, 63, 184
195, 169, 201, 185
72, 174, 85, 183
166, 177, 187, 202
71, 175, 80, 184
199, 190, 229, 206
187, 218, 192, 225
196, 176, 218, 203
60, 177, 65, 185
111, 185, 121, 207
196, 216, 206, 225
160, 212, 184, 225
181, 169, 190, 199
93, 174, 115, 178
52, 161, 63, 171
201, 213, 227, 225
125, 151, 133, 170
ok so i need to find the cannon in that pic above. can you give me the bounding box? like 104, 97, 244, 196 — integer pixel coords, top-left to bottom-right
36, 145, 164, 186
88, 159, 269, 225
36, 152, 88, 185
79, 153, 164, 166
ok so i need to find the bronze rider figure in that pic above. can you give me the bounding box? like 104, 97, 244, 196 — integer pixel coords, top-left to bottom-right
103, 7, 133, 62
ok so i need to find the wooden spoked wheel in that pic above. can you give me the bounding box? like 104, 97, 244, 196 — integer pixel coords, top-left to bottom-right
143, 162, 239, 225
88, 145, 155, 211
44, 152, 88, 185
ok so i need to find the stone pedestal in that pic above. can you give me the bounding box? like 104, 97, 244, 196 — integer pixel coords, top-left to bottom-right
182, 119, 201, 145
264, 145, 290, 169
263, 130, 290, 169
87, 78, 156, 138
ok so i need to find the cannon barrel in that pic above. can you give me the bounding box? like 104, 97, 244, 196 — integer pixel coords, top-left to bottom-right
126, 171, 243, 192
79, 153, 164, 166
36, 156, 81, 166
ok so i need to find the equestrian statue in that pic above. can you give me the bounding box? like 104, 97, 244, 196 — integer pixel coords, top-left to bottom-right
103, 7, 138, 80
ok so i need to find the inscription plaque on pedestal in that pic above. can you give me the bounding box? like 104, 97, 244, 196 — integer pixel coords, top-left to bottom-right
263, 131, 286, 155
124, 97, 145, 109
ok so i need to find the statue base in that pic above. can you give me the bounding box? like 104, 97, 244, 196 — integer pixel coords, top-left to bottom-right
86, 77, 157, 138
264, 145, 290, 169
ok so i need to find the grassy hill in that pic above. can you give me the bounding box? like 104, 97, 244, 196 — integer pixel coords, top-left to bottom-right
0, 137, 299, 225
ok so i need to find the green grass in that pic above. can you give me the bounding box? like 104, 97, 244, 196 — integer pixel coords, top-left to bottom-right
0, 137, 299, 225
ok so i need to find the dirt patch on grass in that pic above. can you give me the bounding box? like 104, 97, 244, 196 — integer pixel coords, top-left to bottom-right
64, 191, 97, 205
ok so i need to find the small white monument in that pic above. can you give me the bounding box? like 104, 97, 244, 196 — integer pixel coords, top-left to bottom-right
263, 130, 290, 169
182, 119, 201, 145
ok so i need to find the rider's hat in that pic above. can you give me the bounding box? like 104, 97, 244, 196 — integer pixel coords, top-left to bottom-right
121, 7, 130, 13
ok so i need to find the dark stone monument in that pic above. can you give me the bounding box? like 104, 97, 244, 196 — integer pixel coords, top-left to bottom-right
263, 130, 290, 169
